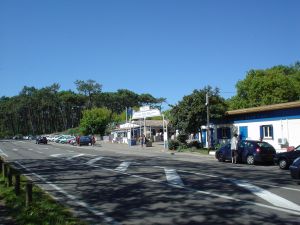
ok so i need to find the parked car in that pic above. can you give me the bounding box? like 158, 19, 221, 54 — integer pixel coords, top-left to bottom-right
273, 145, 300, 169
215, 140, 276, 165
289, 157, 300, 183
36, 136, 47, 144
79, 136, 91, 146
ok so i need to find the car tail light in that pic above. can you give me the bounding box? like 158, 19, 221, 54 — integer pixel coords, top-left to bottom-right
256, 148, 261, 153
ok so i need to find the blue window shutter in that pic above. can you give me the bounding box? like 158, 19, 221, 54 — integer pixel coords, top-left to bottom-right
260, 126, 263, 139
270, 125, 274, 139
217, 128, 222, 139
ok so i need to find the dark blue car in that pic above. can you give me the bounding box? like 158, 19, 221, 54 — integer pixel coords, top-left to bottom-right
289, 157, 300, 183
215, 140, 276, 165
79, 136, 91, 146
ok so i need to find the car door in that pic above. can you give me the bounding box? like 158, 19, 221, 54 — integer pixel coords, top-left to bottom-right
237, 141, 245, 162
291, 146, 300, 162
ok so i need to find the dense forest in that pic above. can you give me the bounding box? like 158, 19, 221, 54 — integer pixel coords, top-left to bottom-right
0, 80, 165, 137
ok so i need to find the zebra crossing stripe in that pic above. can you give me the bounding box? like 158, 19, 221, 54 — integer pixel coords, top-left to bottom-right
231, 179, 300, 212
86, 157, 103, 165
115, 162, 131, 172
164, 168, 184, 186
67, 154, 85, 160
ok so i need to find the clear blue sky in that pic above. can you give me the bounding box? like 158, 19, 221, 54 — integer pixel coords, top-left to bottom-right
1, 0, 299, 109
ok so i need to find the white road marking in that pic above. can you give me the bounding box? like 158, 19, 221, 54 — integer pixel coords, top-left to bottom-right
231, 179, 300, 212
15, 161, 120, 225
67, 154, 85, 160
115, 161, 131, 172
50, 154, 63, 158
88, 163, 300, 216
27, 148, 33, 151
86, 157, 103, 166
67, 150, 75, 153
164, 168, 184, 186
176, 168, 300, 192
0, 149, 8, 157
12, 148, 18, 151
36, 151, 43, 154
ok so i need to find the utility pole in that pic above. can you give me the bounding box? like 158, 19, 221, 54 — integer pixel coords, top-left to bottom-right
206, 92, 210, 149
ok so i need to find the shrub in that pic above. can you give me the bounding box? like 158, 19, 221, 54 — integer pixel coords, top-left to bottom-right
177, 143, 188, 152
188, 140, 203, 149
176, 133, 188, 144
168, 140, 180, 150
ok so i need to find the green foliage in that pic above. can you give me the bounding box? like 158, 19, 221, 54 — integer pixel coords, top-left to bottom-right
0, 81, 165, 136
0, 176, 86, 225
228, 62, 300, 109
177, 133, 188, 144
168, 140, 180, 150
79, 107, 112, 135
170, 86, 227, 134
187, 140, 203, 149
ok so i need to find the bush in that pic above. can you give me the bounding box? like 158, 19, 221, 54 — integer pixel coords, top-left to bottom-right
176, 133, 188, 144
177, 143, 188, 152
168, 140, 180, 150
188, 140, 203, 149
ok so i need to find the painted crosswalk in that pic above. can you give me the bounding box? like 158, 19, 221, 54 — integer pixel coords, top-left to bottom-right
47, 152, 300, 215
115, 161, 131, 172
164, 168, 184, 186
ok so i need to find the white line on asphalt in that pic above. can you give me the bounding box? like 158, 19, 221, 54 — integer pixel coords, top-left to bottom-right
176, 168, 300, 192
231, 179, 300, 212
50, 154, 63, 158
115, 161, 131, 172
36, 151, 43, 154
67, 154, 85, 160
28, 148, 33, 151
12, 148, 18, 151
164, 168, 184, 186
0, 149, 8, 157
89, 163, 300, 216
86, 157, 103, 166
67, 150, 75, 153
15, 161, 120, 225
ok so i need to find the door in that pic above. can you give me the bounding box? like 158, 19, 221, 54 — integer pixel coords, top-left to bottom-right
239, 126, 248, 140
202, 130, 207, 148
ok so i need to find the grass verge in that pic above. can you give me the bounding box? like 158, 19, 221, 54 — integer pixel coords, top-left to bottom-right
0, 175, 86, 225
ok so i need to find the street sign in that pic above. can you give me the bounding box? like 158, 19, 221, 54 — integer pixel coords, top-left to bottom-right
132, 108, 161, 119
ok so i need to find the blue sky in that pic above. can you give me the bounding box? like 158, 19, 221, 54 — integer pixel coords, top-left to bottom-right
1, 0, 299, 109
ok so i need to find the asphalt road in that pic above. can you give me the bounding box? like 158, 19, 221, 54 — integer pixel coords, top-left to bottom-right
0, 140, 299, 225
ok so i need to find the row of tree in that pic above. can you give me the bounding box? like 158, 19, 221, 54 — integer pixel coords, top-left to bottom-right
1, 62, 299, 138
0, 80, 165, 137
168, 62, 300, 134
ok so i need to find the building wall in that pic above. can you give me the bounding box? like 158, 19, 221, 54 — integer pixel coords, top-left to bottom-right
222, 118, 300, 150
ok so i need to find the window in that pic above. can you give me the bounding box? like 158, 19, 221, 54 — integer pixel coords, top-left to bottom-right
260, 125, 273, 139
217, 127, 231, 139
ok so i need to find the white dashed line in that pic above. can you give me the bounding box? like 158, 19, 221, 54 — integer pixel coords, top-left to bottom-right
164, 168, 184, 186
12, 148, 18, 151
231, 179, 300, 212
86, 156, 103, 166
67, 154, 85, 160
115, 161, 131, 172
0, 149, 8, 157
15, 161, 120, 225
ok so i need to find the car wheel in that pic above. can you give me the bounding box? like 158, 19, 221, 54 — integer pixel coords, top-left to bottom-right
246, 155, 255, 165
217, 153, 225, 162
279, 158, 288, 169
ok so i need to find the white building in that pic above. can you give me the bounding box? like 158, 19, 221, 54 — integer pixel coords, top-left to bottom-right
203, 101, 300, 151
